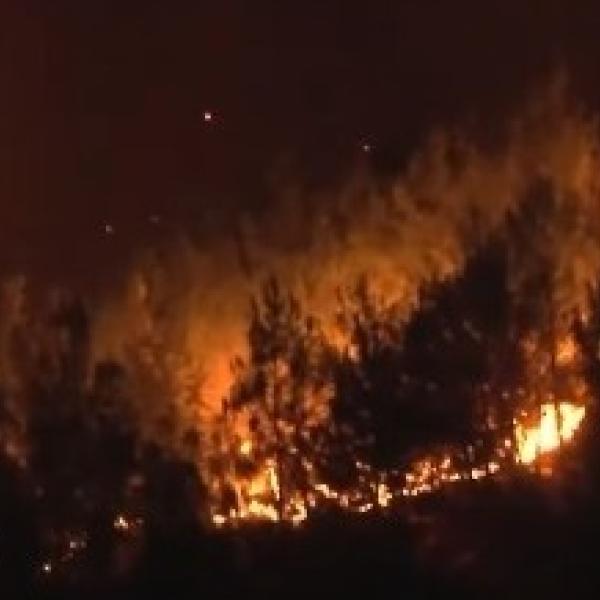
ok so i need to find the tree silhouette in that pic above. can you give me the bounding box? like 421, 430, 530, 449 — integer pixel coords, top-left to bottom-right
331, 238, 521, 474
0, 285, 206, 585
331, 278, 406, 473
574, 284, 600, 479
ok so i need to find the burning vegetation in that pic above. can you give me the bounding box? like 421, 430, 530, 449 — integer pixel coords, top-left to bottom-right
1, 80, 600, 593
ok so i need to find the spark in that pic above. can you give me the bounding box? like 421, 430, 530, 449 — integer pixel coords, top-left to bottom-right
113, 514, 131, 532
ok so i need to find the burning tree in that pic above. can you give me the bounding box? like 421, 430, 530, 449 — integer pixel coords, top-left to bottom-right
217, 277, 333, 523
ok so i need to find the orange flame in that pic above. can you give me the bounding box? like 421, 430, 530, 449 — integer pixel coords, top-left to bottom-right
515, 402, 586, 465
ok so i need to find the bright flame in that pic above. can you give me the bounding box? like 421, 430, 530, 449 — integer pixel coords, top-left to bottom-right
515, 402, 586, 465
113, 514, 130, 532
239, 439, 252, 457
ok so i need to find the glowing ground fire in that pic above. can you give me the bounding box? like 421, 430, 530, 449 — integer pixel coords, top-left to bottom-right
210, 399, 587, 527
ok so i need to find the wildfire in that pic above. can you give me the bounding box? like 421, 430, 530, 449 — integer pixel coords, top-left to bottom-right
7, 79, 600, 592
207, 339, 589, 528
211, 397, 588, 527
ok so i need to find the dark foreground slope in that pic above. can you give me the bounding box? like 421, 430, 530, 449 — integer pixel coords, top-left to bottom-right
25, 473, 600, 600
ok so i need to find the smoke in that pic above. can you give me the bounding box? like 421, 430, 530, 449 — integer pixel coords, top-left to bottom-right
90, 73, 600, 435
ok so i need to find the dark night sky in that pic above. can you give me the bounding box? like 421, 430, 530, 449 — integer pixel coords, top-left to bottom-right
1, 1, 600, 290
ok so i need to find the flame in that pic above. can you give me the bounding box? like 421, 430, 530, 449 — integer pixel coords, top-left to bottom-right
113, 515, 131, 532
515, 402, 586, 465
212, 394, 588, 526
209, 333, 589, 526
556, 336, 578, 366
239, 439, 252, 457
212, 440, 299, 526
